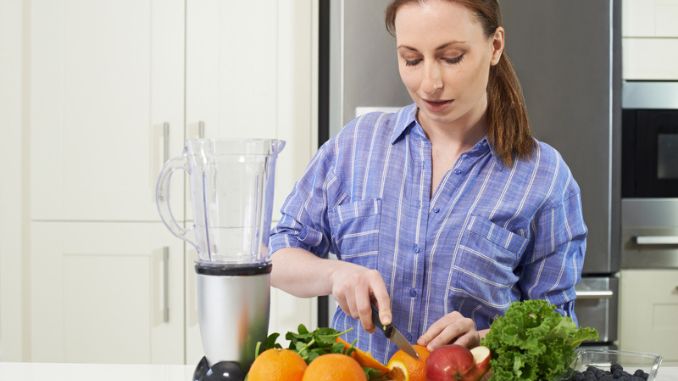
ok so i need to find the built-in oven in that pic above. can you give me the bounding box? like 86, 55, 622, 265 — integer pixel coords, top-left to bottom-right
622, 81, 678, 269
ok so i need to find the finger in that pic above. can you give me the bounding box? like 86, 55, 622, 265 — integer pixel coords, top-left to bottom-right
355, 286, 375, 332
335, 295, 351, 317
427, 324, 468, 351
453, 330, 480, 349
417, 314, 454, 346
368, 271, 392, 325
345, 290, 359, 319
418, 312, 469, 347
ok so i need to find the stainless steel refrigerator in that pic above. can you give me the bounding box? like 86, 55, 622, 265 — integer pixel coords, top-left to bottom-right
318, 0, 622, 347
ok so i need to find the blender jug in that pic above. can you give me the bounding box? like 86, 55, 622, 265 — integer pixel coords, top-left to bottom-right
156, 138, 285, 379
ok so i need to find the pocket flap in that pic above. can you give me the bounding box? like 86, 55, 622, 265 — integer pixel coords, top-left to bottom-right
466, 215, 528, 254
331, 199, 381, 224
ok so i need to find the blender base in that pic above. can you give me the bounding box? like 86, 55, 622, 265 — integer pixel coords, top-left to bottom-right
193, 356, 245, 381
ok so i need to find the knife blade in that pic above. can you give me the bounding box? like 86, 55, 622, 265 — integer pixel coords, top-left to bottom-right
370, 303, 420, 360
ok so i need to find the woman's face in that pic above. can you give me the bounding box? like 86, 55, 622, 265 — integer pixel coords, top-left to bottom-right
394, 0, 504, 131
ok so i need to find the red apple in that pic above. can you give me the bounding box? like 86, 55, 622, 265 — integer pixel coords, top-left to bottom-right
426, 344, 492, 381
426, 344, 476, 381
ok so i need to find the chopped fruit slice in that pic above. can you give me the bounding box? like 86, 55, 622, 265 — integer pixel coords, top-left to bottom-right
470, 345, 492, 375
386, 345, 430, 381
387, 361, 408, 381
336, 337, 390, 374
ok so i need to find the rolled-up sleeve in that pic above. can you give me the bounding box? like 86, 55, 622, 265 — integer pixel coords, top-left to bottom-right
518, 191, 588, 323
269, 142, 340, 258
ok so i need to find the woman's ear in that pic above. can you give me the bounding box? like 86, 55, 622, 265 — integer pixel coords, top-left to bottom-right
490, 26, 505, 66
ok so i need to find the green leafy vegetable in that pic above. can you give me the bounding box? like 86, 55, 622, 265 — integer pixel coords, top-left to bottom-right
285, 324, 355, 363
481, 300, 599, 381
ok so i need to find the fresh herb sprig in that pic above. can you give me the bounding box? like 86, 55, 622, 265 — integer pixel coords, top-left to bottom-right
255, 324, 355, 363
285, 324, 356, 363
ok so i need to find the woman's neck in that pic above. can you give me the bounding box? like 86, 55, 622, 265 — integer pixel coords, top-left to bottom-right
418, 105, 488, 152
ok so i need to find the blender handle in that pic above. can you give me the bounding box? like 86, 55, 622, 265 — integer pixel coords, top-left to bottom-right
156, 155, 199, 250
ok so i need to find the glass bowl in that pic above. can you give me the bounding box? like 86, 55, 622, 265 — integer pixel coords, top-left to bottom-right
562, 348, 663, 380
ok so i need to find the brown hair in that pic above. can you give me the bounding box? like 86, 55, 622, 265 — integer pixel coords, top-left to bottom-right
385, 0, 535, 167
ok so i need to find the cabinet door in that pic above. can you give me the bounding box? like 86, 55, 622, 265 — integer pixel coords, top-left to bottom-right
183, 0, 318, 355
29, 0, 184, 221
619, 270, 678, 361
185, 0, 317, 215
30, 222, 185, 363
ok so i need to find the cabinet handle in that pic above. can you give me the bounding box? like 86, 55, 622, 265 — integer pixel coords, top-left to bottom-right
162, 122, 170, 163
635, 236, 678, 245
162, 246, 170, 323
198, 121, 205, 139
575, 290, 613, 300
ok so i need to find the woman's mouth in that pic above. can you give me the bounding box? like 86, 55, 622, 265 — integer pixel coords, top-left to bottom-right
423, 99, 454, 112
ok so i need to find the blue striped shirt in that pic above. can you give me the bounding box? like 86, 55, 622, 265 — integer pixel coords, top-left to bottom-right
270, 103, 587, 364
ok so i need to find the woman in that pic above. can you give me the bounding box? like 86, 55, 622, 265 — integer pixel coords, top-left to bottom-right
269, 0, 586, 364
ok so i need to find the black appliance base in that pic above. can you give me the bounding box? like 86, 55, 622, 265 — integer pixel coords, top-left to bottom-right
193, 356, 245, 381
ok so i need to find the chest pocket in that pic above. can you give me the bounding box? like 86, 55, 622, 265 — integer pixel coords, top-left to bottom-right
329, 199, 381, 269
451, 215, 528, 308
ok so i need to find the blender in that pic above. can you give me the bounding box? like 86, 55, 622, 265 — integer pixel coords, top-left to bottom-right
156, 138, 285, 381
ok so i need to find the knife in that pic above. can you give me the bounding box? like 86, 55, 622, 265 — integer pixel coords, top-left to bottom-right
370, 303, 420, 360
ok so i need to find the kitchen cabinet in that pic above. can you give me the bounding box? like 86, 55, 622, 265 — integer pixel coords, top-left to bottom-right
29, 0, 185, 222
623, 0, 678, 37
183, 0, 319, 362
25, 0, 318, 364
619, 270, 678, 362
30, 222, 185, 363
0, 0, 24, 361
623, 0, 678, 79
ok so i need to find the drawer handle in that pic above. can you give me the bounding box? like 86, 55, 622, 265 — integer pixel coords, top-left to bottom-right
162, 247, 170, 323
575, 290, 613, 300
635, 236, 678, 245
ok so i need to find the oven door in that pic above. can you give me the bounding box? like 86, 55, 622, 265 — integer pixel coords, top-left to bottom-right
574, 277, 618, 344
636, 110, 678, 196
622, 199, 678, 268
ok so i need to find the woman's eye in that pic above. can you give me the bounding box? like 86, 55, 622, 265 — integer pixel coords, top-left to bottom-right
444, 55, 464, 64
404, 58, 422, 66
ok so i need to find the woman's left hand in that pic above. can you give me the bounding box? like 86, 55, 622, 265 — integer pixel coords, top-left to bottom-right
417, 311, 480, 351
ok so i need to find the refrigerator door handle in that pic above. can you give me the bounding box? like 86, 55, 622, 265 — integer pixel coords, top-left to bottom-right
575, 290, 614, 300
635, 236, 678, 245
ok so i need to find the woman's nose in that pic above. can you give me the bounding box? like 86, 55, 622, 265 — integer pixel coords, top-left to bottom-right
421, 62, 443, 95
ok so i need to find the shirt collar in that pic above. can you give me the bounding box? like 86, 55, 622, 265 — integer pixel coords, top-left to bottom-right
389, 104, 504, 168
389, 103, 418, 144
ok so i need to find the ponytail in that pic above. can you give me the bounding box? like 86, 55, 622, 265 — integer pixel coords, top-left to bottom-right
487, 53, 535, 167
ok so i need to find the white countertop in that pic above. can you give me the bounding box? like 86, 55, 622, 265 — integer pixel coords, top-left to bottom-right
1, 362, 678, 380
0, 363, 196, 381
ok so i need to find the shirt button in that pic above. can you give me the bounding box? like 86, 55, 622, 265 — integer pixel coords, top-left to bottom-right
414, 244, 421, 253
405, 332, 413, 342
409, 288, 418, 297
433, 207, 440, 214
454, 169, 462, 175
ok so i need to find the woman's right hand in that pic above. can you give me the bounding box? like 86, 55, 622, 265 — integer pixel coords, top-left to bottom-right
330, 262, 392, 333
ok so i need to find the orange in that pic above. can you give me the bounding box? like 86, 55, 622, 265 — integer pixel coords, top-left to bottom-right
247, 348, 307, 381
302, 353, 367, 381
336, 337, 390, 374
386, 345, 430, 381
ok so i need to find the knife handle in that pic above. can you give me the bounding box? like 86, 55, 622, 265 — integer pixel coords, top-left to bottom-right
370, 302, 393, 337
